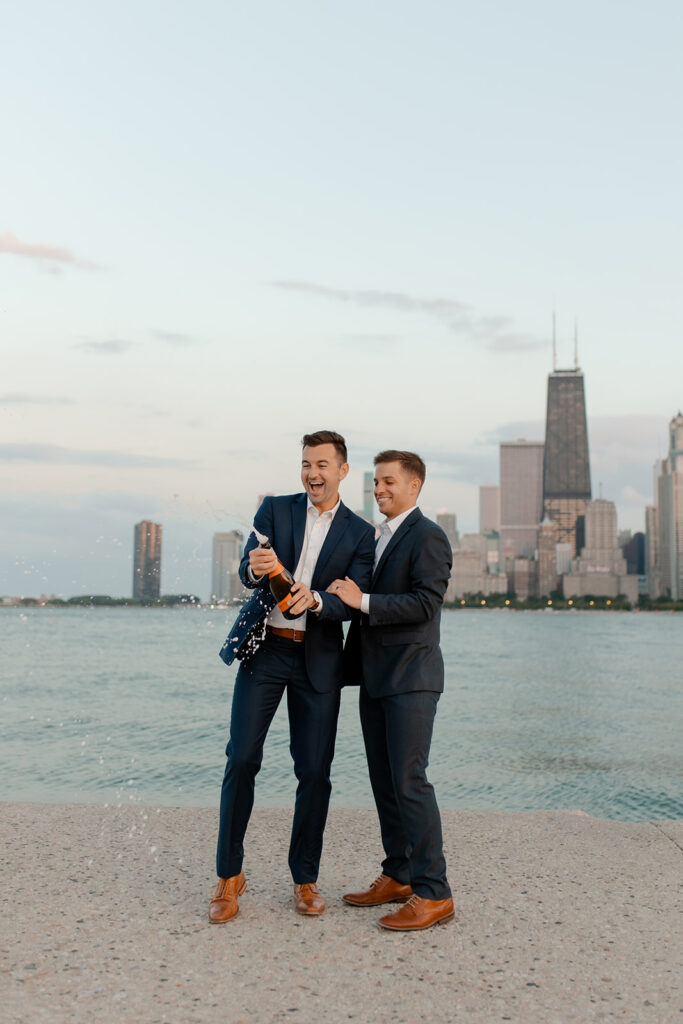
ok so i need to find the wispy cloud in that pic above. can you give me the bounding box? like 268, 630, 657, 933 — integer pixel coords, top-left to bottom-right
73, 339, 137, 354
0, 394, 75, 405
152, 329, 199, 347
273, 280, 548, 353
0, 231, 101, 271
0, 443, 196, 469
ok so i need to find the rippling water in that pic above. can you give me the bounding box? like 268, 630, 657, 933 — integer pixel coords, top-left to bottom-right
1, 607, 681, 820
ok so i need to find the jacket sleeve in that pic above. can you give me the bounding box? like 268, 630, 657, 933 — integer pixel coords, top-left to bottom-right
316, 524, 375, 622
368, 528, 451, 626
239, 497, 274, 590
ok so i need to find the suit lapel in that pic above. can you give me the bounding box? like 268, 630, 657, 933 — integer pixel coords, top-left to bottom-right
290, 494, 308, 569
311, 502, 350, 587
372, 508, 422, 584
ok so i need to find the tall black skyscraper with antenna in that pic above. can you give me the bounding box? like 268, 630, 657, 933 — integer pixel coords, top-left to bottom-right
542, 319, 592, 555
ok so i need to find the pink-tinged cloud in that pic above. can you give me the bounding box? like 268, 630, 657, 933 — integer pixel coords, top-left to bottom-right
272, 280, 548, 353
0, 231, 100, 270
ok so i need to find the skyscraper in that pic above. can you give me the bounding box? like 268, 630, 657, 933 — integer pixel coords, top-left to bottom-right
436, 512, 458, 552
656, 412, 683, 599
499, 441, 544, 557
133, 520, 162, 600
363, 471, 374, 522
212, 531, 244, 603
537, 518, 559, 597
542, 367, 592, 555
479, 485, 501, 534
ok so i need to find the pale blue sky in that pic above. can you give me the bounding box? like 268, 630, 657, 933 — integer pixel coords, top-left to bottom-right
2, 0, 682, 598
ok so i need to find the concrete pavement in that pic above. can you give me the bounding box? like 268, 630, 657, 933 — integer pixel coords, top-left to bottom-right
2, 803, 681, 1023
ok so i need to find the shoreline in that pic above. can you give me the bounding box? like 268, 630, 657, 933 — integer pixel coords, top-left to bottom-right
3, 802, 681, 1023
4, 794, 683, 825
4, 599, 683, 612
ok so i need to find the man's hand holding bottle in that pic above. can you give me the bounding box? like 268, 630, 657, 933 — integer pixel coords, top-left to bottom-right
249, 546, 278, 579
249, 546, 320, 615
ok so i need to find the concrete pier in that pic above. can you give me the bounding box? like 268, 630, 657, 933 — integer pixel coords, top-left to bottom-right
2, 803, 681, 1022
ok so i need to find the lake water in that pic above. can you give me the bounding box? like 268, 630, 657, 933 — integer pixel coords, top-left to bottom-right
1, 607, 681, 821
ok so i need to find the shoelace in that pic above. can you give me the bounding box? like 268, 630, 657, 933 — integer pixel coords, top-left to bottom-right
406, 893, 423, 909
370, 874, 387, 889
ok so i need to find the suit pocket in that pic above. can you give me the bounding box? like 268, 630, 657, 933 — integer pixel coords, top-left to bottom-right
380, 632, 424, 646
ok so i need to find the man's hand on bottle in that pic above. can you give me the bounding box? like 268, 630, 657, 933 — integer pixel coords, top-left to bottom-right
249, 547, 278, 579
288, 582, 320, 616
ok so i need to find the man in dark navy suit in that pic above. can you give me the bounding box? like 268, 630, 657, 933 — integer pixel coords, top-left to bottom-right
209, 431, 375, 923
329, 450, 454, 931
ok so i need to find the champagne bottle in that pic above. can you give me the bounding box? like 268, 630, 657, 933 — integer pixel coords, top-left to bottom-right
258, 537, 300, 621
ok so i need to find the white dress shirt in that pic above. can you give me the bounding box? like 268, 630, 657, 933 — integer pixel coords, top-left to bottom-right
264, 497, 341, 631
360, 505, 417, 615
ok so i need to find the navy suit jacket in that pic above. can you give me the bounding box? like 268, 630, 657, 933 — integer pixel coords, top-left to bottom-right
344, 508, 452, 698
219, 493, 375, 693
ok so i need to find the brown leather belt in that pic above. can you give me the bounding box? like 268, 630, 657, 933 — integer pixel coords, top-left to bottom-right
266, 625, 306, 643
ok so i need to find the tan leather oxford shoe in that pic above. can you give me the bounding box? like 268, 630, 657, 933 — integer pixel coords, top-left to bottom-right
208, 871, 247, 923
378, 894, 454, 931
342, 873, 413, 907
293, 882, 326, 915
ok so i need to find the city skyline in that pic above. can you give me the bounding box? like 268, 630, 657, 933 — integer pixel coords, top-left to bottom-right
2, 397, 680, 601
3, 1, 683, 598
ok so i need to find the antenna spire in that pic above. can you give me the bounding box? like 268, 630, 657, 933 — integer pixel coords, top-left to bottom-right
552, 311, 557, 371
574, 319, 579, 369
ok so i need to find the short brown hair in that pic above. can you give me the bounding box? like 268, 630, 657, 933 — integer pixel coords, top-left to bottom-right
302, 430, 348, 464
374, 449, 426, 485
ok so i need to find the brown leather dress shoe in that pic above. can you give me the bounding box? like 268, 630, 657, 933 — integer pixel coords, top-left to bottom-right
208, 871, 247, 923
378, 894, 454, 931
293, 883, 326, 915
343, 873, 413, 907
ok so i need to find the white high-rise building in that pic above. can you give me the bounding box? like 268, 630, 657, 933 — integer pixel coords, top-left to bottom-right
436, 512, 459, 552
499, 441, 544, 557
479, 485, 501, 533
212, 531, 244, 603
359, 470, 374, 523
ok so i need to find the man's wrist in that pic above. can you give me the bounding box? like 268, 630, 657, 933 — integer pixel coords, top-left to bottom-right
247, 564, 264, 583
311, 591, 323, 613
360, 593, 371, 615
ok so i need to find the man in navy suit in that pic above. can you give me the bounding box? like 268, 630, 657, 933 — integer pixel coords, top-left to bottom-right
329, 450, 454, 931
210, 431, 375, 923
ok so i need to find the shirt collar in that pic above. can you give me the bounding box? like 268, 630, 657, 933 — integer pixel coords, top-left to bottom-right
306, 495, 341, 520
382, 505, 418, 535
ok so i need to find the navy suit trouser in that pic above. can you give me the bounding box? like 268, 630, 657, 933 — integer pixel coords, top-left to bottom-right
359, 686, 451, 901
216, 633, 341, 883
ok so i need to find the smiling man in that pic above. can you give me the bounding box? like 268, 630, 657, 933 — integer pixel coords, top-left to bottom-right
211, 431, 375, 923
328, 450, 454, 930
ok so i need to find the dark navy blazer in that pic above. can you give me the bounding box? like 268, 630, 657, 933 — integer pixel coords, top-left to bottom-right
344, 508, 452, 698
219, 493, 375, 694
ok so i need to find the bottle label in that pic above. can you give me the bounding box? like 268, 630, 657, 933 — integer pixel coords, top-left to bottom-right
268, 559, 285, 579
277, 592, 296, 612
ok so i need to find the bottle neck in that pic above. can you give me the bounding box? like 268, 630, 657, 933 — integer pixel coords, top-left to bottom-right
268, 557, 286, 578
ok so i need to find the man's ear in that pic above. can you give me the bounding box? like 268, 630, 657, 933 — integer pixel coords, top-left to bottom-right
339, 462, 350, 482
